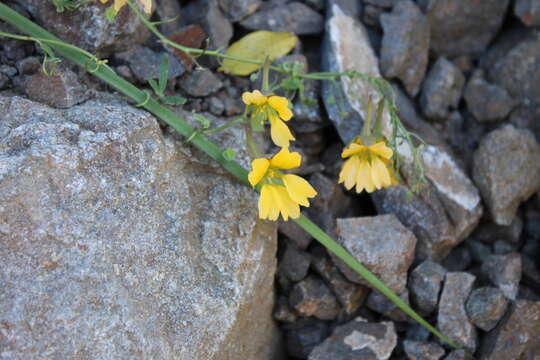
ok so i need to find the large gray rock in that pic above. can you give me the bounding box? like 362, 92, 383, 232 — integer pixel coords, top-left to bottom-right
437, 272, 477, 352
17, 0, 149, 54
322, 2, 482, 261
420, 0, 510, 57
473, 125, 540, 225
480, 300, 540, 360
380, 0, 429, 97
308, 317, 397, 360
465, 287, 509, 332
0, 95, 280, 360
333, 215, 417, 294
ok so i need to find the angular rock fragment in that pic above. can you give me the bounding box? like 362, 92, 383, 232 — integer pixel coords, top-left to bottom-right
333, 215, 417, 293
116, 46, 184, 83
420, 57, 465, 120
285, 319, 330, 359
409, 260, 446, 315
308, 317, 397, 360
279, 242, 311, 282
437, 272, 477, 351
473, 125, 540, 225
179, 70, 223, 97
403, 340, 445, 360
420, 0, 510, 57
380, 0, 429, 96
514, 0, 540, 28
480, 300, 540, 360
218, 0, 261, 22
366, 290, 410, 322
289, 275, 341, 320
465, 287, 508, 331
481, 253, 522, 300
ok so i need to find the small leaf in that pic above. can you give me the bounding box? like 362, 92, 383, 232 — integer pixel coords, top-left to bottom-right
219, 31, 297, 76
148, 79, 161, 96
249, 71, 259, 82
105, 6, 117, 22
158, 55, 169, 94
193, 114, 210, 129
250, 116, 264, 132
163, 96, 187, 105
222, 148, 236, 161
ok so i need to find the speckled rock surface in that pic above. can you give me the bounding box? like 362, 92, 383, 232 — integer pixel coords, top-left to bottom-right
0, 95, 280, 360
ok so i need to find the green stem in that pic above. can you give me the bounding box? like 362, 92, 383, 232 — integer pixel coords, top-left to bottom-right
0, 4, 457, 350
203, 117, 245, 135
244, 124, 262, 159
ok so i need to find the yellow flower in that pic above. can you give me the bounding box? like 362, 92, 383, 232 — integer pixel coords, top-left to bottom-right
248, 148, 317, 221
242, 90, 295, 148
99, 0, 152, 14
339, 137, 397, 193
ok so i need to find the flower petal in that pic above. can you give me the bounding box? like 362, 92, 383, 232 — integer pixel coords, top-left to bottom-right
356, 158, 376, 193
258, 185, 272, 220
139, 0, 152, 13
248, 158, 269, 186
268, 96, 293, 121
274, 186, 300, 220
339, 156, 360, 190
282, 174, 317, 207
371, 157, 392, 188
269, 116, 295, 148
369, 141, 393, 159
242, 90, 267, 105
270, 147, 301, 170
113, 0, 128, 12
341, 143, 366, 158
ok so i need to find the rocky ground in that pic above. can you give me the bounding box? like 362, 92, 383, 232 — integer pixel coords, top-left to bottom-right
1, 0, 540, 359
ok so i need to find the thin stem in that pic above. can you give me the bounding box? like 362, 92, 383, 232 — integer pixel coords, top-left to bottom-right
244, 124, 262, 159
203, 117, 245, 135
262, 57, 270, 94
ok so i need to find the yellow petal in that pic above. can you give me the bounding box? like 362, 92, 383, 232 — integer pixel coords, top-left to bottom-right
339, 156, 360, 190
341, 143, 366, 158
369, 141, 393, 159
268, 96, 293, 121
273, 186, 300, 220
100, 0, 109, 3
113, 0, 128, 12
248, 158, 269, 186
139, 0, 152, 13
259, 185, 274, 220
270, 147, 301, 170
242, 90, 267, 105
371, 157, 392, 188
356, 158, 376, 193
269, 116, 295, 148
282, 174, 317, 207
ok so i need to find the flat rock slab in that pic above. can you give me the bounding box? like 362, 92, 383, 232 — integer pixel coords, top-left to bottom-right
0, 95, 279, 360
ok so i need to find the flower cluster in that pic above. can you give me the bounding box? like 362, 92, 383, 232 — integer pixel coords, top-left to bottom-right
248, 148, 317, 221
339, 137, 397, 193
100, 0, 152, 14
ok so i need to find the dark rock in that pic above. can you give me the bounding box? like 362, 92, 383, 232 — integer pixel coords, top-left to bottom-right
15, 56, 40, 75
482, 253, 522, 300
464, 70, 516, 123
363, 0, 399, 7
0, 73, 8, 90
273, 296, 298, 323
218, 0, 262, 22
420, 0, 510, 57
409, 260, 447, 315
279, 243, 311, 282
518, 286, 540, 301
465, 287, 508, 332
179, 70, 223, 97
473, 125, 540, 225
480, 300, 540, 360
441, 246, 472, 272
420, 57, 465, 120
437, 272, 477, 351
308, 317, 397, 360
306, 173, 351, 232
240, 2, 323, 35
467, 239, 492, 264
363, 4, 384, 27
333, 215, 417, 293
492, 240, 515, 255
484, 30, 540, 106
443, 349, 468, 360
310, 246, 368, 315
509, 106, 540, 141
181, 0, 232, 67
0, 65, 17, 78
285, 318, 330, 359
514, 0, 540, 27
154, 0, 182, 35
403, 340, 445, 360
380, 0, 429, 96
289, 275, 341, 320
279, 220, 312, 250
473, 216, 523, 244
522, 255, 540, 290
18, 0, 149, 54
208, 96, 225, 116
303, 0, 325, 11
366, 290, 410, 322
292, 80, 326, 133
405, 324, 431, 342
116, 46, 184, 84
25, 65, 87, 109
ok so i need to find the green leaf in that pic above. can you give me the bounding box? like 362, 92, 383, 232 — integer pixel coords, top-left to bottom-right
158, 55, 169, 94
222, 148, 236, 161
148, 79, 161, 96
193, 114, 210, 129
250, 115, 264, 132
219, 31, 297, 76
105, 6, 117, 22
163, 96, 187, 105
